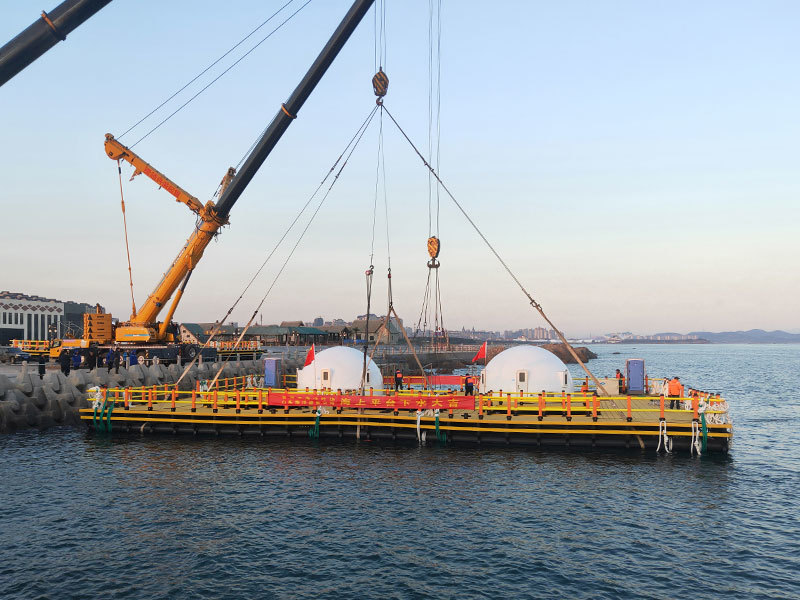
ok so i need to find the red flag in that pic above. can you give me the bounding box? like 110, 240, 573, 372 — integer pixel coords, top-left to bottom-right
304, 343, 315, 367
471, 341, 487, 363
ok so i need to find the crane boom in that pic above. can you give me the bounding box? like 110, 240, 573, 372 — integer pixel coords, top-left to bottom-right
104, 134, 215, 220
0, 0, 112, 88
112, 0, 375, 343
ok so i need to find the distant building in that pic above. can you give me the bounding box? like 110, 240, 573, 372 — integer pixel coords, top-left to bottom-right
0, 291, 104, 344
350, 316, 403, 344
312, 316, 324, 327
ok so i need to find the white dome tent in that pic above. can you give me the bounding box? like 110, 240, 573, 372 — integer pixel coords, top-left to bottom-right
296, 346, 383, 393
479, 345, 573, 395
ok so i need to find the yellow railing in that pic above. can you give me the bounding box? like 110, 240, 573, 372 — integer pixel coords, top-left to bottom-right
12, 339, 50, 352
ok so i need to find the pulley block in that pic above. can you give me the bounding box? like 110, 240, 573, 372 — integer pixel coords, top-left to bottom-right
372, 68, 389, 97
427, 235, 440, 259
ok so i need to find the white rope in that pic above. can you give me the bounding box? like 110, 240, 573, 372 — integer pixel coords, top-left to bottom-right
691, 420, 702, 456
657, 420, 672, 454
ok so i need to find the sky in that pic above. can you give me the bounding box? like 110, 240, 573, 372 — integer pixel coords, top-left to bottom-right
1, 0, 798, 338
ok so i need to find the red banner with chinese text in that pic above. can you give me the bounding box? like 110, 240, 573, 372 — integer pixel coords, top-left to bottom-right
262, 390, 475, 411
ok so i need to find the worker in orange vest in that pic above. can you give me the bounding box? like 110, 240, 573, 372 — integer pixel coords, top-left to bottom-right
667, 376, 684, 410
394, 369, 403, 392
464, 375, 475, 396
615, 369, 626, 393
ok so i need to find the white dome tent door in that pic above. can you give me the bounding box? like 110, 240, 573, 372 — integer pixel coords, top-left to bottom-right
321, 369, 332, 390
516, 370, 528, 393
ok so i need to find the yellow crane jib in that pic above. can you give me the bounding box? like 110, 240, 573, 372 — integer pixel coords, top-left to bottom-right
104, 133, 219, 221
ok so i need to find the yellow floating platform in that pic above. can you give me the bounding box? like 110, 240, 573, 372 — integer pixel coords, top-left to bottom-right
80, 387, 733, 453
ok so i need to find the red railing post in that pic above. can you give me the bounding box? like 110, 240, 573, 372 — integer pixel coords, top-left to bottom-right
147, 389, 153, 411
566, 393, 572, 421
692, 396, 699, 420
626, 395, 632, 422
659, 394, 665, 420
538, 392, 544, 421
479, 396, 484, 420
506, 393, 512, 420
191, 389, 197, 413
213, 390, 218, 414
258, 389, 264, 414
235, 391, 241, 414
171, 389, 176, 412
592, 397, 598, 422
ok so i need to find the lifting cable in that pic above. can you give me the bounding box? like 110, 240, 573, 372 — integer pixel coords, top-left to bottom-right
122, 0, 314, 148
381, 104, 609, 395
175, 104, 379, 386
116, 160, 137, 317
205, 105, 380, 389
415, 0, 446, 348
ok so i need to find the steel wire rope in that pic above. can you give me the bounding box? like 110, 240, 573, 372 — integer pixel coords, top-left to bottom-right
380, 104, 609, 393
118, 0, 298, 141
206, 106, 379, 388
175, 104, 379, 385
128, 0, 314, 149
116, 160, 137, 317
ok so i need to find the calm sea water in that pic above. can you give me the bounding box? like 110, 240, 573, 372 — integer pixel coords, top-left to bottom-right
1, 344, 798, 599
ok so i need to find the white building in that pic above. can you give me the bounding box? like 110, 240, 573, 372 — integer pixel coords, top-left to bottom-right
0, 291, 64, 345
296, 346, 383, 393
479, 345, 574, 395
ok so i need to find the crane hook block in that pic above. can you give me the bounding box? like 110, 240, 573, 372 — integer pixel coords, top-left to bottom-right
372, 69, 389, 97
427, 236, 441, 259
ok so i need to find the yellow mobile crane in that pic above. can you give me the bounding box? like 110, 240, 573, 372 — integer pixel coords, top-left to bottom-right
50, 0, 376, 365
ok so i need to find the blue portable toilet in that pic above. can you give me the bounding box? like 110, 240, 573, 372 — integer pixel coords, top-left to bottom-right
263, 357, 282, 388
626, 359, 646, 395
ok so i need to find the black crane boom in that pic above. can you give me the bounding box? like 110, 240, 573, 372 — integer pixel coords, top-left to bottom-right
215, 0, 375, 220
0, 0, 112, 88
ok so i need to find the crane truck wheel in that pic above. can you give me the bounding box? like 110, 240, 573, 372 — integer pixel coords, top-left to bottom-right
182, 345, 198, 359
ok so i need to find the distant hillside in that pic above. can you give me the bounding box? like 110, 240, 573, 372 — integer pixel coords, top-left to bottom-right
684, 329, 800, 343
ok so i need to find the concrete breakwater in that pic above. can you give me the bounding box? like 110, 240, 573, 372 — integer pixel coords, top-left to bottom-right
0, 360, 264, 434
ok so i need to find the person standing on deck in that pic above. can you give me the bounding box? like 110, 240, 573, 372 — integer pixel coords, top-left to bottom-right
72, 349, 81, 371
464, 375, 475, 396
106, 348, 115, 373
667, 376, 684, 410
394, 369, 404, 392
112, 348, 121, 374
615, 369, 626, 393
